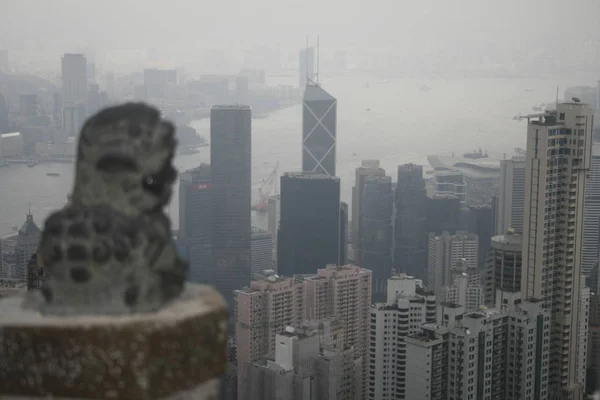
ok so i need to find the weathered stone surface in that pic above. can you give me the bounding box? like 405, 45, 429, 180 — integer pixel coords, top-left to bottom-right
31, 103, 187, 316
0, 284, 227, 400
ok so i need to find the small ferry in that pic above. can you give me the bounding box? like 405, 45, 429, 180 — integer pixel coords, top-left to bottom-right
46, 172, 60, 177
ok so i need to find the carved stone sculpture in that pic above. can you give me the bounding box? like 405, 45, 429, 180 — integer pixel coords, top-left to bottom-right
31, 103, 187, 315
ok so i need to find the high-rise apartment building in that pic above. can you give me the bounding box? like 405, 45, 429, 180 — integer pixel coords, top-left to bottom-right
339, 201, 349, 266
14, 212, 41, 282
495, 154, 526, 235
427, 231, 478, 296
483, 231, 522, 306
236, 265, 371, 399
242, 320, 359, 400
61, 54, 88, 136
178, 164, 212, 283
235, 274, 305, 399
211, 105, 252, 312
267, 195, 280, 267
521, 102, 594, 398
299, 47, 315, 88
352, 160, 386, 262
405, 291, 551, 400
250, 228, 272, 276
587, 294, 600, 393
395, 164, 428, 279
583, 144, 600, 277
444, 258, 483, 312
278, 173, 341, 276
360, 175, 393, 300
303, 265, 372, 362
368, 274, 436, 400
302, 84, 337, 176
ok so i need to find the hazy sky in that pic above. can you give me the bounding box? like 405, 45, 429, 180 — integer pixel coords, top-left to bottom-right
1, 0, 599, 62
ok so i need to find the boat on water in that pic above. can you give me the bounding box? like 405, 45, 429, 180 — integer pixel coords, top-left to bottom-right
420, 85, 430, 92
363, 82, 370, 88
27, 160, 37, 167
0, 159, 8, 167
46, 172, 60, 177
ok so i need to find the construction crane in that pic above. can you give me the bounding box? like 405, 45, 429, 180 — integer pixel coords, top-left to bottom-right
254, 162, 279, 212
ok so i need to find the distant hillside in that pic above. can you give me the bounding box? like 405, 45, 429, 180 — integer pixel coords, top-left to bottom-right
0, 72, 58, 103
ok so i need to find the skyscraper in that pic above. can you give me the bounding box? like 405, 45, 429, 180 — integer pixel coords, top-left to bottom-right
427, 231, 478, 296
495, 154, 526, 235
521, 102, 594, 398
484, 231, 522, 306
15, 212, 41, 281
211, 105, 252, 311
0, 93, 8, 134
298, 47, 315, 88
360, 175, 393, 300
405, 291, 551, 400
434, 170, 467, 210
352, 160, 385, 262
178, 164, 212, 283
464, 204, 494, 267
339, 201, 348, 266
395, 164, 427, 279
278, 172, 341, 277
368, 274, 436, 400
61, 54, 88, 136
582, 144, 600, 277
236, 265, 371, 399
302, 84, 337, 176
267, 195, 280, 268
250, 228, 272, 276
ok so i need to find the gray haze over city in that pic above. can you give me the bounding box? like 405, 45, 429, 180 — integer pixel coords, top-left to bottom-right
2, 0, 600, 399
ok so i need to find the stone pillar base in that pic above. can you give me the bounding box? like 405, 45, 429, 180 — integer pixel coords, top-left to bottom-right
0, 284, 227, 400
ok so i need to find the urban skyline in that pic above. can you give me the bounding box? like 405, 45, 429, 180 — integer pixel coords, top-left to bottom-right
0, 39, 599, 400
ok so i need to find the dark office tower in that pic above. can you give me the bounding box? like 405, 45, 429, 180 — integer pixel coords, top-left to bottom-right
178, 164, 212, 283
299, 47, 315, 88
352, 160, 385, 263
361, 176, 393, 301
61, 54, 88, 136
302, 84, 337, 176
463, 205, 494, 268
278, 173, 341, 277
425, 194, 462, 234
339, 201, 349, 266
210, 105, 251, 311
394, 164, 427, 279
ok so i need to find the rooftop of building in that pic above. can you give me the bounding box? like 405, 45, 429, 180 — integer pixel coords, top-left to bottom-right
440, 302, 462, 308
211, 104, 251, 110
491, 231, 522, 248
18, 213, 41, 237
303, 84, 336, 102
283, 171, 339, 181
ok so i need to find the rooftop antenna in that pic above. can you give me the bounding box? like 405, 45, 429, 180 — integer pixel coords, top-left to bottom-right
28, 201, 31, 216
316, 34, 320, 86
305, 34, 309, 88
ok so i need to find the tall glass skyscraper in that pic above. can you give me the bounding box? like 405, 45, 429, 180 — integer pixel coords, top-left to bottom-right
360, 175, 393, 301
210, 105, 252, 312
302, 84, 337, 177
278, 172, 341, 277
178, 164, 212, 283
